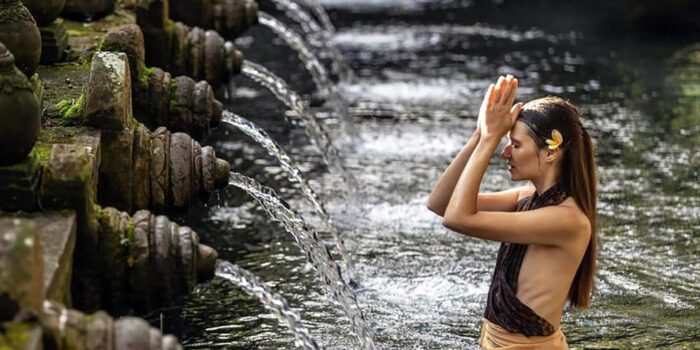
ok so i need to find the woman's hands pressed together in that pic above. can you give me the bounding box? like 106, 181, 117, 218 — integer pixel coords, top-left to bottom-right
478, 75, 523, 139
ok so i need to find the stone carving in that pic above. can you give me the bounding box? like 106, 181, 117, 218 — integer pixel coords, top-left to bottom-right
0, 42, 41, 166
99, 125, 230, 214
135, 2, 244, 89
0, 0, 42, 77
101, 24, 223, 138
97, 207, 218, 312
169, 0, 259, 40
43, 301, 184, 349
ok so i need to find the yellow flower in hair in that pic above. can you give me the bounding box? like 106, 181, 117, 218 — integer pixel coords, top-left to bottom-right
545, 129, 563, 150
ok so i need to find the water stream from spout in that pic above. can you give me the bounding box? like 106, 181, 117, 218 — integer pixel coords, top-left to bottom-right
215, 260, 323, 350
221, 111, 358, 284
268, 0, 354, 82
241, 60, 359, 197
227, 172, 375, 349
258, 11, 332, 98
300, 0, 336, 34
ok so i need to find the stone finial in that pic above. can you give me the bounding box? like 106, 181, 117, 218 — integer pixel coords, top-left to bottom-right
98, 124, 230, 214
21, 0, 65, 26
169, 0, 259, 39
0, 42, 41, 166
84, 51, 133, 131
97, 207, 217, 312
0, 0, 42, 77
0, 219, 44, 321
42, 301, 184, 349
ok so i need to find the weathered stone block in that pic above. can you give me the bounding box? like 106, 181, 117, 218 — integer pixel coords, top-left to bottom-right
0, 218, 43, 321
84, 51, 132, 131
169, 132, 193, 210
114, 317, 150, 350
101, 24, 146, 85
149, 127, 170, 213
39, 19, 70, 64
35, 211, 77, 307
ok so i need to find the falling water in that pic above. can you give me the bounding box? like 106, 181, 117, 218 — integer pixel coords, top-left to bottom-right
268, 0, 354, 82
300, 0, 336, 34
221, 111, 358, 284
241, 60, 359, 196
257, 11, 353, 134
228, 172, 375, 349
258, 11, 332, 98
215, 260, 324, 350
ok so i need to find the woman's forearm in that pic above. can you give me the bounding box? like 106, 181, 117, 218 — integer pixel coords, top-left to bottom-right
427, 128, 481, 216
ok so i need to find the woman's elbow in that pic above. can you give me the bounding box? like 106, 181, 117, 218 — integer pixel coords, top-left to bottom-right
442, 214, 475, 236
427, 202, 445, 217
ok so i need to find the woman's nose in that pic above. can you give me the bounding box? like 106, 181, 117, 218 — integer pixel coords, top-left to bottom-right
501, 145, 510, 158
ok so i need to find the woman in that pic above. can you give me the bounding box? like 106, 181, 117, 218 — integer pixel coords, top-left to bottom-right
427, 75, 597, 349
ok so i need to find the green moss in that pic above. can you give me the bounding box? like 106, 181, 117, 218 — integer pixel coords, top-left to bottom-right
33, 143, 53, 165
55, 94, 85, 126
0, 322, 33, 349
137, 63, 155, 92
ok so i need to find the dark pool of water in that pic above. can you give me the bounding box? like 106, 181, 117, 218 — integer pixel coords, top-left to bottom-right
147, 1, 700, 348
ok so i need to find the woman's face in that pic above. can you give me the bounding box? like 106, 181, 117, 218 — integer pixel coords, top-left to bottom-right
500, 121, 542, 181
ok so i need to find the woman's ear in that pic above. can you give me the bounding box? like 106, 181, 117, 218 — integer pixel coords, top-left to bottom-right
543, 148, 560, 163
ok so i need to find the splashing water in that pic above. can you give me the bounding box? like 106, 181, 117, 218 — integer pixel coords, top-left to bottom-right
221, 111, 358, 284
227, 172, 375, 349
300, 0, 336, 34
215, 260, 324, 350
241, 60, 359, 197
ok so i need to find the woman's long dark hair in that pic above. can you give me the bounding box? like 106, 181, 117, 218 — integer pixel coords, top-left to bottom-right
517, 96, 598, 309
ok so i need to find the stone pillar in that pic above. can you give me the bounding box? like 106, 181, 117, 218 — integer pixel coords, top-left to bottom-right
135, 0, 244, 89
0, 42, 41, 166
21, 0, 70, 63
0, 0, 42, 77
100, 24, 223, 138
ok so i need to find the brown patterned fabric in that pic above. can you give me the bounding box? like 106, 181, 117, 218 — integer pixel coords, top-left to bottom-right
483, 183, 569, 337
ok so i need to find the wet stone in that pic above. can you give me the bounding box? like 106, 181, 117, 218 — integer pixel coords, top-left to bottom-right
192, 138, 202, 200
192, 80, 213, 135
154, 215, 174, 300
114, 317, 150, 350
149, 127, 170, 213
204, 30, 224, 88
197, 244, 217, 281
149, 328, 162, 349
187, 27, 205, 80
172, 76, 195, 133
85, 311, 113, 350
132, 124, 152, 210
162, 335, 182, 350
201, 146, 215, 193
96, 207, 130, 313
169, 222, 183, 292
64, 309, 87, 350
129, 210, 151, 309
170, 22, 190, 76
148, 68, 168, 127
169, 132, 193, 210
178, 226, 194, 291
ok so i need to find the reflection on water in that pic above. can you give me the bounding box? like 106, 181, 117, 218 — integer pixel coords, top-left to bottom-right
150, 0, 700, 348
